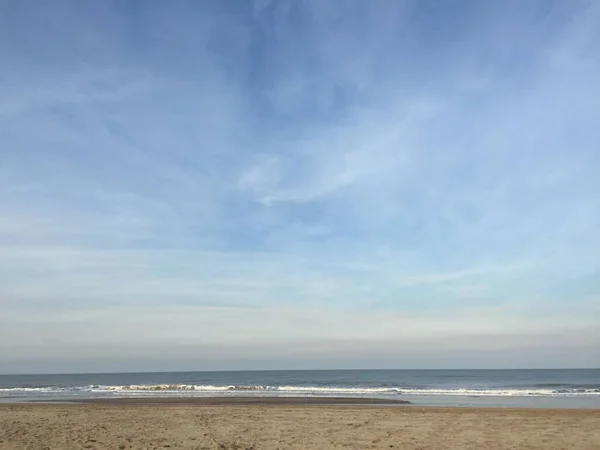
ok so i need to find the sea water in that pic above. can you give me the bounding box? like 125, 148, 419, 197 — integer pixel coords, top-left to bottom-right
1, 369, 599, 408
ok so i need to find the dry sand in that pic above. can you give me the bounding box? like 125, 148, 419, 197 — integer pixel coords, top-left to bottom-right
1, 398, 600, 449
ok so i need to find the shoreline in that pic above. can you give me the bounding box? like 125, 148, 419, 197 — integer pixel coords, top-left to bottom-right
5, 394, 598, 410
38, 396, 411, 406
5, 395, 598, 412
5, 400, 600, 415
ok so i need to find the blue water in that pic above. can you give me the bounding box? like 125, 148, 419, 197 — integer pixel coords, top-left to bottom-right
1, 369, 599, 408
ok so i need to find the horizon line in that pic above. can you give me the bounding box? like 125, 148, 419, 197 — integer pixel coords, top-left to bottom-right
2, 367, 599, 376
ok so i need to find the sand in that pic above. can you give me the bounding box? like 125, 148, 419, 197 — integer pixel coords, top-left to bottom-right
1, 398, 600, 450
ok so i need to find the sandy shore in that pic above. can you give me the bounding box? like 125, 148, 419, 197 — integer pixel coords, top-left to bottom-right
1, 398, 600, 449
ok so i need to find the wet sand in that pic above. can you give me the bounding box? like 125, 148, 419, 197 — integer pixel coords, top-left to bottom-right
1, 398, 600, 449
64, 396, 410, 405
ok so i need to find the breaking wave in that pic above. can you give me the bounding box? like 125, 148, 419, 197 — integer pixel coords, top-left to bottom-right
1, 384, 600, 397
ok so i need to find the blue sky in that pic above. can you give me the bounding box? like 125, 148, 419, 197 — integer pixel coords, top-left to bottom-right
1, 0, 599, 373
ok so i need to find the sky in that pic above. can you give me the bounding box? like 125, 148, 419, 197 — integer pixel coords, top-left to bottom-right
0, 0, 599, 373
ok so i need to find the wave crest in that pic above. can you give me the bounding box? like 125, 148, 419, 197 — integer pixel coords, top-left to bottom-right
106, 385, 271, 392
2, 385, 599, 397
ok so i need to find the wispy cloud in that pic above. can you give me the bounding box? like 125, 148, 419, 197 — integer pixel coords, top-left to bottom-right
1, 0, 599, 370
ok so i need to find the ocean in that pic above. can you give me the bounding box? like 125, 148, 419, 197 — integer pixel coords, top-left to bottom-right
1, 369, 599, 409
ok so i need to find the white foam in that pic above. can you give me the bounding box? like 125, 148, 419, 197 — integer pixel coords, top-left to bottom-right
98, 384, 270, 392
0, 387, 71, 392
2, 385, 599, 397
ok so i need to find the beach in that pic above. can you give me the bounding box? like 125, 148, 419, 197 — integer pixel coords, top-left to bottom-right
2, 399, 600, 449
